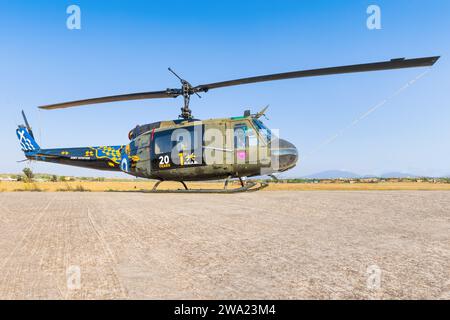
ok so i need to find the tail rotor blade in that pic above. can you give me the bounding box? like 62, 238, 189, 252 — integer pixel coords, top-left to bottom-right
21, 110, 34, 138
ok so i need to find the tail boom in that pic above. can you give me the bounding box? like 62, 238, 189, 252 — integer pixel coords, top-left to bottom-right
17, 125, 124, 171
25, 146, 125, 171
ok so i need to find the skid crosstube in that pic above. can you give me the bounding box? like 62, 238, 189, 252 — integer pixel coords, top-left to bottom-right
118, 180, 269, 194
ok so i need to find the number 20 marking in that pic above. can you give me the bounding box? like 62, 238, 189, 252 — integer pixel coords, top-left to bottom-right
159, 155, 170, 165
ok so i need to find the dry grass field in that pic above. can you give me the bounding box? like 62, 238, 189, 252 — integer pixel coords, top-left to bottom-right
1, 180, 450, 192
0, 191, 449, 299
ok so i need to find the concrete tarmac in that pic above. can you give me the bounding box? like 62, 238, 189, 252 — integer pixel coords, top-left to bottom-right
0, 191, 449, 299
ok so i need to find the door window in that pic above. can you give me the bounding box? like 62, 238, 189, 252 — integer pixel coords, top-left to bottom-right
234, 124, 247, 149
154, 131, 173, 155
152, 125, 204, 170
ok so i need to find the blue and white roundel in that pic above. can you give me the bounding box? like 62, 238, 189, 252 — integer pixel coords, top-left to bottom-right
121, 156, 129, 172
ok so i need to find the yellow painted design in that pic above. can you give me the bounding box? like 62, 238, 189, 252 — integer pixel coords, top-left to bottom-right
186, 153, 196, 161
179, 152, 184, 166
90, 146, 124, 164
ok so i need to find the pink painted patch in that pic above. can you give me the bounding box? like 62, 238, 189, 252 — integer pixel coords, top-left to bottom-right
237, 151, 246, 160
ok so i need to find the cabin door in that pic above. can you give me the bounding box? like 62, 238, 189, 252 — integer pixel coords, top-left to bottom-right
204, 123, 228, 166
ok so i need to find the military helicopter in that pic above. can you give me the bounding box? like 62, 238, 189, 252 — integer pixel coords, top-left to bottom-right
17, 56, 439, 192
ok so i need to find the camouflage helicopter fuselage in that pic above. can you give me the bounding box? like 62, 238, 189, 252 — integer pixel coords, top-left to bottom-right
17, 114, 298, 182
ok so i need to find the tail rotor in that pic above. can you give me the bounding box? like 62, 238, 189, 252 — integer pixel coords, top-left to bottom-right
21, 110, 34, 139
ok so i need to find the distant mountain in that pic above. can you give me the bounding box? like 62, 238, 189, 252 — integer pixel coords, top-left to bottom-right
302, 170, 360, 179
361, 175, 378, 179
380, 172, 418, 178
301, 170, 426, 179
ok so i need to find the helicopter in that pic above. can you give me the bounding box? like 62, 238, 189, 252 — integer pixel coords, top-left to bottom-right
17, 56, 439, 193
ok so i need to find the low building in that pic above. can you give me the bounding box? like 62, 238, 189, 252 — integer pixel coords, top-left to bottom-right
0, 177, 17, 182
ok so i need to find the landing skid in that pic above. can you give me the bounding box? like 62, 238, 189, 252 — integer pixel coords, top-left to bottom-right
139, 179, 269, 194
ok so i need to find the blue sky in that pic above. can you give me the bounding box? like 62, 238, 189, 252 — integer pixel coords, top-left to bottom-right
1, 0, 449, 177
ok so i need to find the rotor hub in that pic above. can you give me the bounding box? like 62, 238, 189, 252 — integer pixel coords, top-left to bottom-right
179, 80, 193, 119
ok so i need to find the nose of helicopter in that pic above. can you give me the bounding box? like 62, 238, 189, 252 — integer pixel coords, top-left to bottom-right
272, 139, 299, 172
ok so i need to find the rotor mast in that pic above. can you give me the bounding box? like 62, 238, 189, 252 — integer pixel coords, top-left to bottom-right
168, 67, 200, 120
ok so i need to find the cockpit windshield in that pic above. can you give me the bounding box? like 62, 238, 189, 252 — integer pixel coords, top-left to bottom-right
252, 119, 273, 143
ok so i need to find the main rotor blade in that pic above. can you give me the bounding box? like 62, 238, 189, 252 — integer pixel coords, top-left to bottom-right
39, 90, 181, 110
194, 56, 440, 93
38, 56, 440, 111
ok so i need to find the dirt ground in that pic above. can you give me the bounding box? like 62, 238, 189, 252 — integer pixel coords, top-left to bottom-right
0, 191, 449, 300
2, 180, 450, 192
